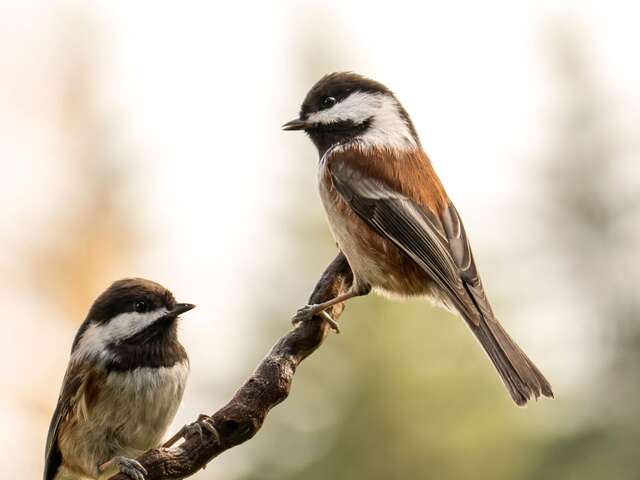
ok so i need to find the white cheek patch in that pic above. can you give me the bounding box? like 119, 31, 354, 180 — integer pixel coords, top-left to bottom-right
73, 308, 169, 360
306, 91, 417, 151
362, 94, 418, 151
307, 91, 382, 125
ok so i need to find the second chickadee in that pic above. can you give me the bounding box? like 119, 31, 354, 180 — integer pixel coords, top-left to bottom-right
283, 72, 553, 406
44, 278, 198, 480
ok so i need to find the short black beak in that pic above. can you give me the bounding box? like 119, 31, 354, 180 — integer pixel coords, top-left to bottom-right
282, 118, 308, 131
171, 303, 196, 316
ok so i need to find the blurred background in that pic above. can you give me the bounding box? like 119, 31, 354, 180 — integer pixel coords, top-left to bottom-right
1, 1, 639, 478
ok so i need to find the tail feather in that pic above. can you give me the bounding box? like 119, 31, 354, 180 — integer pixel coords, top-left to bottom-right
465, 314, 553, 406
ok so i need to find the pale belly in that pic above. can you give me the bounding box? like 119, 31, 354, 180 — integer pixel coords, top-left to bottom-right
59, 362, 188, 478
321, 186, 386, 288
318, 167, 436, 299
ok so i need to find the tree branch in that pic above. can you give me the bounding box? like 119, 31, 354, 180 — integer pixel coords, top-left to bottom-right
109, 252, 353, 480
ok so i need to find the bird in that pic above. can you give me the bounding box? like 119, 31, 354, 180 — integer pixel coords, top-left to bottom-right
44, 278, 212, 480
282, 72, 553, 406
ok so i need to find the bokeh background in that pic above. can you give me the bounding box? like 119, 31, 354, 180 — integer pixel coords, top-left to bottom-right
2, 1, 639, 478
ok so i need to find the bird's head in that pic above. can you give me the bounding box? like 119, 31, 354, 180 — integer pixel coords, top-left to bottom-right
283, 72, 419, 155
72, 278, 195, 361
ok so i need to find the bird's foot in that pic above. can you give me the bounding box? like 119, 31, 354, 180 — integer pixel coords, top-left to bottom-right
100, 456, 147, 480
191, 414, 221, 444
291, 305, 340, 333
164, 414, 221, 447
291, 303, 321, 324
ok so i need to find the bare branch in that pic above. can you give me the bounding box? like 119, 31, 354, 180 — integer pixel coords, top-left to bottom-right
109, 252, 353, 480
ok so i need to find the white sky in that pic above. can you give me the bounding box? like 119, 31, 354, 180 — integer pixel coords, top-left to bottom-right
1, 1, 639, 478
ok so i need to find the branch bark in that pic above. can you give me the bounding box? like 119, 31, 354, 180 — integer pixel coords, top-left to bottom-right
109, 252, 353, 480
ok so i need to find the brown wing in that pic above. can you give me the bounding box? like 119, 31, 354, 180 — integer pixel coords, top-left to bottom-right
44, 362, 87, 480
328, 154, 553, 405
328, 156, 482, 322
439, 201, 497, 323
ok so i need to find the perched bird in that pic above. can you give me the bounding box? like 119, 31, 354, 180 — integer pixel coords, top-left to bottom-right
44, 278, 204, 480
283, 72, 553, 406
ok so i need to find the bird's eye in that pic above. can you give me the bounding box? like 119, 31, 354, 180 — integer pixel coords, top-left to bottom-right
321, 96, 336, 109
134, 300, 148, 313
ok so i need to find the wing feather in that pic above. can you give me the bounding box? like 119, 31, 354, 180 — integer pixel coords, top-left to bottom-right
44, 363, 85, 480
329, 158, 483, 322
328, 155, 554, 404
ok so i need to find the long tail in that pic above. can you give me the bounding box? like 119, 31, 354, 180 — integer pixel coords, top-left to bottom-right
465, 313, 554, 406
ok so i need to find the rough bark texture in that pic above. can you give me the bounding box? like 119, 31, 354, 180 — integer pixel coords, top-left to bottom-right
109, 253, 353, 480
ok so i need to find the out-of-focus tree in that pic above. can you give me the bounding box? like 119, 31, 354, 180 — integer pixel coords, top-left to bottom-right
27, 10, 140, 319
521, 26, 640, 480
4, 9, 143, 478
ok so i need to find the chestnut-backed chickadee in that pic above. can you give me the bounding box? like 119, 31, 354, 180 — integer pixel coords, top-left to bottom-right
283, 72, 553, 406
44, 278, 199, 480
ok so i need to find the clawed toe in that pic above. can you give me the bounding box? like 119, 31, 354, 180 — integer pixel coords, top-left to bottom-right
319, 311, 340, 333
291, 304, 318, 325
107, 456, 147, 480
164, 414, 221, 448
182, 421, 204, 440
197, 414, 221, 444
291, 304, 340, 333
